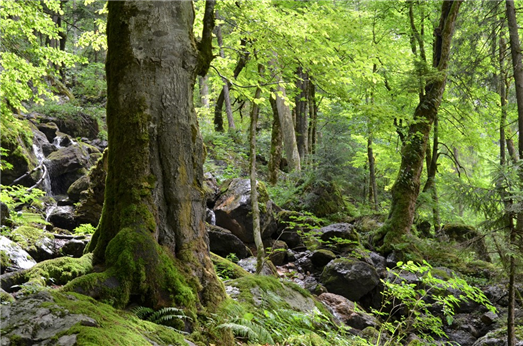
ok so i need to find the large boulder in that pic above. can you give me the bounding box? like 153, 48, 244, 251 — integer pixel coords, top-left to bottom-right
207, 224, 252, 259
214, 179, 278, 244
320, 258, 379, 301
39, 111, 99, 140
441, 224, 491, 262
45, 143, 99, 195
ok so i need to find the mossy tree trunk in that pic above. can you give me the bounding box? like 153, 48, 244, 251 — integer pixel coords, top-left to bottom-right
377, 0, 461, 252
82, 1, 225, 311
268, 96, 283, 185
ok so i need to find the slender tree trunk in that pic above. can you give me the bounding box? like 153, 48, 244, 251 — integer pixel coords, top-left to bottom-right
295, 67, 309, 161
377, 1, 461, 252
249, 67, 265, 274
214, 39, 249, 132
79, 1, 225, 312
505, 1, 523, 343
215, 21, 235, 130
422, 117, 441, 231
308, 81, 318, 157
268, 97, 283, 185
367, 136, 378, 209
199, 75, 210, 109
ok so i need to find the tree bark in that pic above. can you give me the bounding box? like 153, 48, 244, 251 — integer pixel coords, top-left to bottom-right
80, 1, 225, 312
249, 67, 265, 274
275, 83, 301, 172
268, 97, 283, 185
295, 67, 309, 160
504, 1, 523, 344
368, 136, 378, 210
308, 81, 318, 156
215, 20, 235, 130
199, 75, 210, 109
377, 1, 461, 252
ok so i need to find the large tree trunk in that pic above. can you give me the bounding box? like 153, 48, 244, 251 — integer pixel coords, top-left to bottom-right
79, 1, 225, 313
377, 1, 461, 252
275, 83, 301, 172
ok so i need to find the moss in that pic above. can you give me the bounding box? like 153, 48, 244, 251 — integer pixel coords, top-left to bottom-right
211, 253, 249, 280
21, 253, 94, 287
10, 226, 50, 252
0, 250, 12, 268
44, 291, 188, 346
0, 290, 15, 304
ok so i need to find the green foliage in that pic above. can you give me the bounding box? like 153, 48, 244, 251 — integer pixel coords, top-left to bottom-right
0, 148, 14, 171
0, 185, 48, 231
74, 223, 96, 235
373, 261, 496, 344
203, 130, 248, 182
73, 62, 106, 99
132, 306, 191, 334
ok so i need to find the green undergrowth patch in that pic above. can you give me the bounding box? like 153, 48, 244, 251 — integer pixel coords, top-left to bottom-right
211, 253, 249, 280
46, 291, 188, 346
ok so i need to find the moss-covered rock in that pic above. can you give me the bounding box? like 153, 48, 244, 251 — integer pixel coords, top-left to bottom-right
0, 290, 189, 345
211, 253, 249, 280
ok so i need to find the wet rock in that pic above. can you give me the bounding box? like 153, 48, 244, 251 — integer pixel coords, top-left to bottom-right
207, 224, 252, 259
36, 121, 59, 143
61, 239, 88, 258
214, 179, 277, 244
447, 330, 477, 346
0, 236, 36, 273
48, 206, 77, 231
39, 112, 99, 139
320, 258, 379, 301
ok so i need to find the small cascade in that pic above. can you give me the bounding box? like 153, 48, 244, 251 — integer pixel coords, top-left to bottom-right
45, 203, 57, 223
53, 135, 63, 148
206, 208, 216, 225
32, 143, 52, 195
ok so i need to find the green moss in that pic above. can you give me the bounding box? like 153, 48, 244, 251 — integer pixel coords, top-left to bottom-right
45, 291, 188, 346
22, 253, 94, 287
0, 290, 15, 304
211, 253, 249, 280
0, 250, 12, 269
10, 226, 50, 252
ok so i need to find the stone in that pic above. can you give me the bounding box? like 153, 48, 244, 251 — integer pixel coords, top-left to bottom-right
447, 330, 477, 346
61, 239, 88, 258
45, 144, 95, 195
0, 236, 36, 273
317, 293, 378, 331
320, 258, 379, 301
207, 224, 251, 259
480, 311, 498, 326
268, 240, 289, 266
214, 179, 277, 244
67, 175, 90, 203
36, 122, 59, 143
311, 249, 336, 267
48, 206, 77, 231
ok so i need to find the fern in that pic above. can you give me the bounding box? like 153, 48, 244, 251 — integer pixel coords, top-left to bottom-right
132, 306, 192, 334
218, 319, 275, 345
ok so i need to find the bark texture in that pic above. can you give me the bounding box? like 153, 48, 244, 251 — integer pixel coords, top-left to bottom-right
268, 97, 283, 185
275, 84, 301, 172
295, 67, 309, 160
83, 1, 225, 311
378, 1, 461, 251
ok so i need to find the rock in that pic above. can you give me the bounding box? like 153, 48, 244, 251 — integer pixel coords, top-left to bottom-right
74, 149, 108, 226
207, 224, 252, 259
268, 240, 289, 266
214, 179, 277, 244
283, 180, 351, 218
317, 293, 379, 331
320, 258, 379, 301
471, 331, 507, 346
317, 223, 359, 244
48, 206, 77, 231
25, 235, 55, 262
441, 224, 491, 262
1, 290, 190, 345
1, 125, 39, 187
274, 210, 319, 250
67, 175, 90, 203
36, 121, 59, 143
237, 257, 277, 276
1, 202, 10, 226
39, 112, 99, 139
294, 251, 314, 274
0, 236, 36, 273
61, 239, 88, 258
45, 144, 96, 195
204, 172, 219, 207
447, 330, 477, 346
311, 249, 336, 267
480, 311, 498, 326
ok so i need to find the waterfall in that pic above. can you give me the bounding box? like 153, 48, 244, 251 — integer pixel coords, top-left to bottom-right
32, 143, 52, 195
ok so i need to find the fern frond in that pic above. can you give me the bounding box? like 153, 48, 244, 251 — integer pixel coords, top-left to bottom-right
218, 319, 275, 344
132, 306, 154, 320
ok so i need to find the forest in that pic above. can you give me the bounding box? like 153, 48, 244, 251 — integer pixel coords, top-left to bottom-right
0, 0, 522, 345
